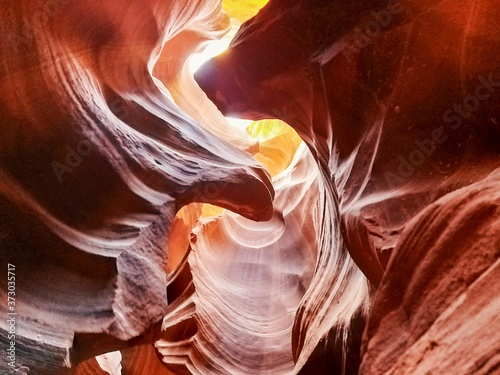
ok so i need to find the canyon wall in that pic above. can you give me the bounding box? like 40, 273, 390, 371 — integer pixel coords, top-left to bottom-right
1, 0, 499, 374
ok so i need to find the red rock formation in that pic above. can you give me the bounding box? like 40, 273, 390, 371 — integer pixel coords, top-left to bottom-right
1, 0, 499, 373
195, 0, 500, 373
359, 170, 500, 375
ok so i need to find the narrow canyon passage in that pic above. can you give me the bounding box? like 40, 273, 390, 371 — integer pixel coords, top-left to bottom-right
0, 0, 499, 374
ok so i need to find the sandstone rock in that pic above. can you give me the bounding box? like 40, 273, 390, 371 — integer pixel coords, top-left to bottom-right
156, 144, 321, 375
196, 0, 500, 373
360, 170, 500, 375
1, 0, 499, 373
0, 0, 272, 372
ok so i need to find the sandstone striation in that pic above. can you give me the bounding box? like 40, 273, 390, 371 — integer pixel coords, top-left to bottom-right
0, 0, 272, 372
1, 0, 499, 374
157, 144, 320, 375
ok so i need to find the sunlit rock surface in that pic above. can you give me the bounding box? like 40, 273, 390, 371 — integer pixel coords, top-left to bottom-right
196, 0, 500, 373
156, 144, 320, 375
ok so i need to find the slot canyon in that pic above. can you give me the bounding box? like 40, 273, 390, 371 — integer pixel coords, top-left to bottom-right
0, 0, 499, 374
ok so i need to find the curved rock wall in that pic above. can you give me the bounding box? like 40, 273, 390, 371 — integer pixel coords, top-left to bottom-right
157, 143, 320, 375
0, 0, 273, 372
195, 0, 500, 373
1, 0, 499, 374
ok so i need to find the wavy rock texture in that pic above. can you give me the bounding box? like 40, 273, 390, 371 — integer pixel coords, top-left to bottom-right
359, 169, 500, 375
1, 0, 499, 373
0, 0, 274, 372
67, 119, 304, 375
196, 0, 500, 373
157, 143, 322, 375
